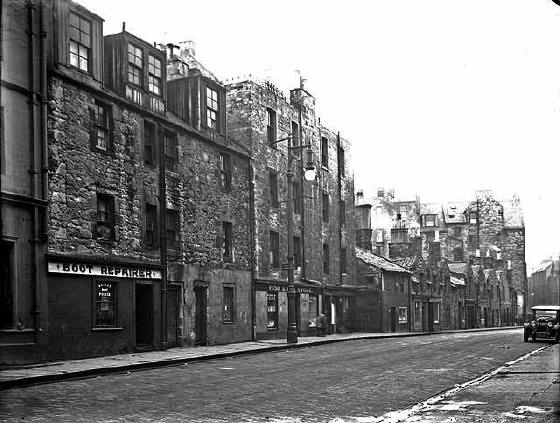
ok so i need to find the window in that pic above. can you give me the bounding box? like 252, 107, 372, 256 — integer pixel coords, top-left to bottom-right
267, 291, 278, 329
292, 181, 301, 214
219, 153, 231, 191
164, 132, 178, 170
90, 101, 110, 151
127, 43, 143, 86
0, 241, 14, 329
206, 87, 219, 129
69, 12, 91, 72
269, 172, 279, 207
293, 236, 301, 268
391, 228, 408, 243
144, 121, 156, 164
339, 200, 346, 225
291, 121, 299, 146
166, 209, 180, 249
95, 194, 114, 241
414, 302, 421, 324
469, 211, 477, 224
148, 55, 162, 95
322, 193, 329, 222
337, 146, 345, 177
126, 85, 143, 105
398, 307, 407, 324
222, 221, 232, 261
376, 230, 384, 243
453, 227, 462, 237
266, 108, 277, 145
468, 230, 477, 248
145, 204, 158, 247
422, 214, 436, 227
94, 281, 117, 327
340, 248, 347, 274
453, 246, 463, 262
425, 231, 435, 243
432, 303, 440, 323
269, 230, 280, 269
321, 137, 328, 168
222, 285, 235, 322
323, 243, 330, 274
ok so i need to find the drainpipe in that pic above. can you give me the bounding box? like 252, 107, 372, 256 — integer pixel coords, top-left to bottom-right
40, 0, 48, 237
158, 123, 168, 350
407, 274, 412, 332
336, 132, 342, 287
27, 0, 41, 346
249, 161, 256, 341
296, 88, 306, 280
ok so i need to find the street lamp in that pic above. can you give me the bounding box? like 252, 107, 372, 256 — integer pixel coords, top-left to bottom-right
272, 134, 316, 344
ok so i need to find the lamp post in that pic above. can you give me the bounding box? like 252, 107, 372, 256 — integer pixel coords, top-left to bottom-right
273, 134, 316, 344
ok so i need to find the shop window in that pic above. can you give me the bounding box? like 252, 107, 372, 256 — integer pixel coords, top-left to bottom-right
266, 108, 277, 145
206, 86, 219, 129
90, 101, 111, 152
144, 120, 156, 165
222, 222, 232, 262
94, 281, 117, 327
218, 153, 231, 191
267, 291, 278, 329
433, 303, 440, 323
222, 285, 235, 322
269, 230, 280, 269
95, 194, 115, 241
69, 12, 91, 72
145, 204, 158, 248
166, 209, 180, 249
269, 172, 279, 207
398, 307, 407, 324
321, 137, 328, 168
148, 55, 162, 96
323, 243, 330, 274
0, 241, 14, 329
293, 236, 301, 268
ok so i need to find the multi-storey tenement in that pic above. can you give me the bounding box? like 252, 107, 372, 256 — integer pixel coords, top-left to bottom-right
1, 0, 252, 364
226, 79, 356, 339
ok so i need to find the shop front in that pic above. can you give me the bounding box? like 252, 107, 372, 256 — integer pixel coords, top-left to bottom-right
253, 279, 323, 340
45, 254, 164, 361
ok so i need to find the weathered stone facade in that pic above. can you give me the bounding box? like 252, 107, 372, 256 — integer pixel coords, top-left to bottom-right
226, 79, 357, 338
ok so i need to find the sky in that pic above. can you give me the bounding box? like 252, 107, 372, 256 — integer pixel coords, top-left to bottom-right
79, 0, 560, 272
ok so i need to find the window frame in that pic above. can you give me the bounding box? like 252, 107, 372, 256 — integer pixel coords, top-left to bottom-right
266, 108, 277, 146
144, 120, 156, 165
222, 284, 235, 323
164, 132, 178, 171
145, 203, 158, 248
422, 214, 437, 227
68, 12, 91, 73
323, 243, 330, 274
218, 152, 232, 192
321, 137, 329, 168
90, 101, 112, 153
94, 281, 117, 328
222, 221, 233, 262
206, 86, 219, 129
398, 307, 407, 324
148, 54, 162, 96
166, 209, 180, 250
95, 194, 115, 241
322, 192, 329, 223
127, 43, 144, 87
269, 230, 280, 269
269, 171, 279, 208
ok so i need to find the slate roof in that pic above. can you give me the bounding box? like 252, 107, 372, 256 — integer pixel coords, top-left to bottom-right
356, 248, 411, 274
393, 256, 426, 272
448, 262, 469, 275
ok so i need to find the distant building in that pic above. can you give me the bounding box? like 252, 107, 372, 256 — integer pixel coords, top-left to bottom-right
528, 260, 560, 308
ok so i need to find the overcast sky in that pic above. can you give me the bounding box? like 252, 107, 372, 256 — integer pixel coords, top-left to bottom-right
79, 0, 560, 272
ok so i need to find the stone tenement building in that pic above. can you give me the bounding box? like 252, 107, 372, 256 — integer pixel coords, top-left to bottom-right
356, 188, 526, 331
1, 0, 252, 364
226, 79, 356, 339
528, 259, 560, 308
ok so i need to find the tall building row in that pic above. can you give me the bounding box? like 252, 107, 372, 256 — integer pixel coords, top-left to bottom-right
0, 0, 356, 364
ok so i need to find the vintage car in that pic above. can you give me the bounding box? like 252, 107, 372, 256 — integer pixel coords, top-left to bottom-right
523, 305, 560, 342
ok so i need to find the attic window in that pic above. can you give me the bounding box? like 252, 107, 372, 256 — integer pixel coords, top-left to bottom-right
448, 206, 456, 218
422, 214, 437, 227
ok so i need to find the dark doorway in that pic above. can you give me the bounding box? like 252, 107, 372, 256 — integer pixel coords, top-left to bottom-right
167, 285, 180, 348
390, 307, 396, 332
428, 303, 434, 332
194, 285, 208, 346
0, 241, 14, 330
421, 303, 428, 332
136, 284, 153, 346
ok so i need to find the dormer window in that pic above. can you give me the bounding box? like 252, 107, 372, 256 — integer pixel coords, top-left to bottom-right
69, 12, 91, 72
206, 87, 219, 129
127, 43, 143, 86
148, 55, 162, 95
421, 214, 437, 227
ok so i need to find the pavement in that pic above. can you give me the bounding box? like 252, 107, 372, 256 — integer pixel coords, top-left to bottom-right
0, 326, 525, 391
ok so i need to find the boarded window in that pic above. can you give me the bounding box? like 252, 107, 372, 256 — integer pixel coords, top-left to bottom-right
267, 108, 277, 145
269, 172, 279, 207
144, 121, 156, 164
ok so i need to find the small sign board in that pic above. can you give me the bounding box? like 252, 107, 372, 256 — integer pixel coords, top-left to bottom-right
48, 261, 162, 279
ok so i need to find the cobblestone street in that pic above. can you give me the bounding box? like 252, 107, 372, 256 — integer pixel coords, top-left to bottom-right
0, 329, 550, 422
